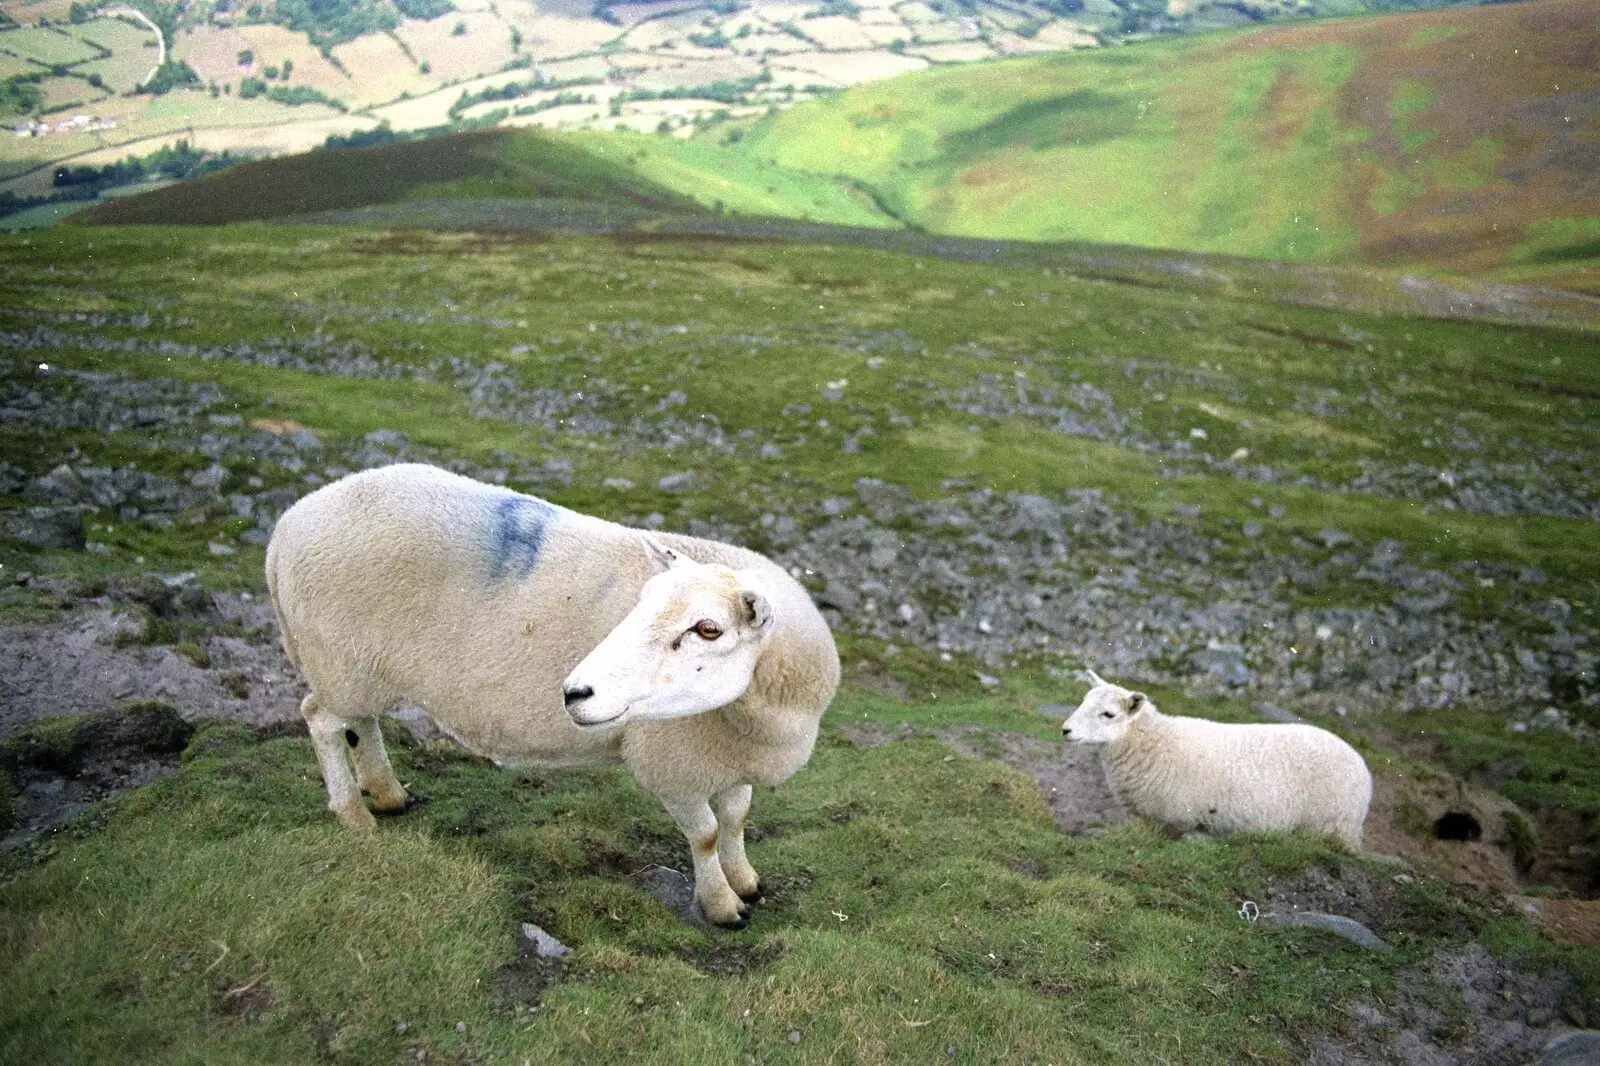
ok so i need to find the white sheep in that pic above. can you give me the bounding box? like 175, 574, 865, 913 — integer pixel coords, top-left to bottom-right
1061, 672, 1371, 851
266, 463, 840, 927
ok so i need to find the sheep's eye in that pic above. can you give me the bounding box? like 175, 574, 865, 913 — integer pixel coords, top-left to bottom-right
693, 620, 723, 641
1100, 711, 1115, 719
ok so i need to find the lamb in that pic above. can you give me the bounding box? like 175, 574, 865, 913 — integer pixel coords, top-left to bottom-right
1061, 672, 1371, 851
266, 463, 840, 927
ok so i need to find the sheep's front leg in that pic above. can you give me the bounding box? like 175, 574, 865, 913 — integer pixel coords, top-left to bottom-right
659, 795, 749, 929
715, 784, 762, 903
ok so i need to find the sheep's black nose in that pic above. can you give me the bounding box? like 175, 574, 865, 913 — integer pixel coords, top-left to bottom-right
563, 684, 594, 707
1061, 726, 1072, 738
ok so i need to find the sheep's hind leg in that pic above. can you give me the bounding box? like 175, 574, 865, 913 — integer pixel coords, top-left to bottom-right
302, 693, 377, 832
659, 795, 748, 928
345, 715, 409, 814
714, 784, 762, 903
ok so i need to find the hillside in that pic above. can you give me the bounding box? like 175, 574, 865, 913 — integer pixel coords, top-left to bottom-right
70, 127, 709, 225
3, 0, 1492, 200
733, 0, 1600, 280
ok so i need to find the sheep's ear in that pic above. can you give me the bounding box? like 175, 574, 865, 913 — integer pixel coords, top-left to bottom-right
740, 589, 774, 637
1127, 692, 1148, 715
640, 533, 682, 573
1085, 668, 1107, 688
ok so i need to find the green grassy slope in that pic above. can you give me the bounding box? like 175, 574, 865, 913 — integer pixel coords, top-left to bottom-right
734, 0, 1599, 277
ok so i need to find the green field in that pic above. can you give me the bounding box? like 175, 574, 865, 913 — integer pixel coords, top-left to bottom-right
0, 218, 1597, 1062
708, 0, 1600, 278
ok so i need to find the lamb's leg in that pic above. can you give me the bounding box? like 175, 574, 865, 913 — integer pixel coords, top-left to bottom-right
345, 715, 408, 814
659, 795, 748, 928
302, 693, 377, 832
714, 784, 762, 903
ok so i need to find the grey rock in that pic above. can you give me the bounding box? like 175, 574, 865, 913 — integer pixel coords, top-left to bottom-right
364, 428, 410, 448
821, 496, 853, 517
1242, 522, 1263, 538
657, 471, 696, 493
1317, 528, 1354, 549
1, 506, 86, 550
1535, 1032, 1600, 1066
1037, 703, 1074, 718
759, 443, 783, 460
1252, 701, 1304, 724
1260, 911, 1390, 951
602, 477, 635, 490
1191, 645, 1253, 687
519, 922, 571, 960
188, 464, 230, 492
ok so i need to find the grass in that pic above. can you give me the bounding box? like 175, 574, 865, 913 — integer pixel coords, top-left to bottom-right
7, 707, 1583, 1066
0, 218, 1596, 1060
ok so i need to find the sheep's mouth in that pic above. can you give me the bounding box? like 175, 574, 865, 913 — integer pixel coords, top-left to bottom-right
570, 707, 629, 730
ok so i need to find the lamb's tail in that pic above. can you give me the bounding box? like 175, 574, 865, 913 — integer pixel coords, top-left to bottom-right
264, 531, 302, 671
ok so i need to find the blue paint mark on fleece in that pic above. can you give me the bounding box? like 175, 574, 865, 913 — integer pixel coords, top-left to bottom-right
488, 494, 554, 584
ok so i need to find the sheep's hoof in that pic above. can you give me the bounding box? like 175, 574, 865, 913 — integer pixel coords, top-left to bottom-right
737, 882, 765, 904
334, 803, 377, 832
369, 790, 410, 814
714, 911, 750, 931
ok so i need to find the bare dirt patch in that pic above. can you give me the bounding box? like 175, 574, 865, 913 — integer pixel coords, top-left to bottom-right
1308, 944, 1585, 1066
0, 593, 305, 740
2, 701, 194, 852
938, 725, 1128, 834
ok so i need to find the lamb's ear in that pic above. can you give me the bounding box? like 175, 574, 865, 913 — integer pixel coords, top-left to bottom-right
740, 589, 774, 637
1085, 668, 1107, 688
639, 533, 682, 573
1127, 691, 1148, 715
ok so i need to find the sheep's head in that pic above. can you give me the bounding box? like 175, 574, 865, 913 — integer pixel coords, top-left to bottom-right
1061, 678, 1150, 744
562, 535, 773, 730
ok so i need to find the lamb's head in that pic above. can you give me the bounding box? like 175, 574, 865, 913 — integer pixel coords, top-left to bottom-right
1061, 676, 1150, 744
562, 536, 774, 730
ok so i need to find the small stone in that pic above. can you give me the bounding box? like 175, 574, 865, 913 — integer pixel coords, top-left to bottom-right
207, 541, 236, 556
1171, 503, 1201, 519
658, 471, 696, 493
974, 672, 1000, 689
1242, 522, 1263, 538
1268, 504, 1287, 519
1259, 911, 1390, 951
896, 603, 916, 624
759, 443, 783, 460
395, 1021, 409, 1035
1317, 528, 1354, 549
602, 477, 635, 490
788, 1030, 802, 1045
1536, 1032, 1600, 1066
455, 1021, 467, 1034
0, 507, 86, 551
520, 922, 570, 959
1391, 873, 1415, 886
1189, 427, 1208, 440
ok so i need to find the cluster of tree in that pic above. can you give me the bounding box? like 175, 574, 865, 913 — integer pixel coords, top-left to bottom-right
271, 0, 454, 48
141, 59, 200, 95
237, 77, 346, 108
52, 139, 243, 190
614, 71, 771, 107
1, 76, 46, 116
